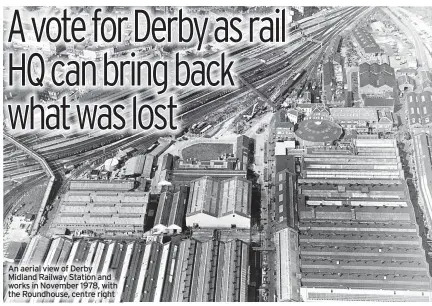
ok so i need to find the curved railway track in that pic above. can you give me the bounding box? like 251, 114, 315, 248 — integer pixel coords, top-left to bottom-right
4, 7, 371, 205
3, 173, 47, 218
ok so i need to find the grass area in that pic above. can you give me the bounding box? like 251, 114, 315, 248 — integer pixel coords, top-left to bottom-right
182, 143, 234, 161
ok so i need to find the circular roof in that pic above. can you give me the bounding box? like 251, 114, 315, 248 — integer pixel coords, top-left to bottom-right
295, 119, 342, 143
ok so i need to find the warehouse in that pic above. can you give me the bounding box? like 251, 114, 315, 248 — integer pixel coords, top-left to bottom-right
69, 180, 134, 191
123, 155, 146, 177
4, 241, 26, 263
322, 60, 335, 101
274, 154, 297, 229
413, 133, 432, 237
300, 140, 403, 182
152, 186, 189, 234
359, 62, 395, 97
6, 235, 51, 302
32, 237, 74, 303
362, 96, 395, 113
186, 176, 252, 229
295, 138, 432, 301
141, 154, 155, 179
275, 227, 301, 302
171, 168, 247, 186
51, 190, 149, 235
117, 242, 151, 302
171, 238, 200, 302
352, 27, 381, 54
20, 235, 51, 267
8, 234, 250, 303
216, 239, 249, 302
171, 238, 249, 302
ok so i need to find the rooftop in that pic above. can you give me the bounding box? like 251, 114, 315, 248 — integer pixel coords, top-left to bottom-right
51, 191, 149, 232
330, 107, 378, 122
69, 180, 135, 191
417, 70, 432, 89
296, 139, 432, 292
359, 63, 395, 88
398, 74, 416, 87
363, 96, 395, 108
274, 110, 295, 129
187, 176, 252, 218
295, 119, 342, 143
352, 28, 381, 53
124, 155, 146, 176
153, 186, 188, 230
323, 61, 335, 86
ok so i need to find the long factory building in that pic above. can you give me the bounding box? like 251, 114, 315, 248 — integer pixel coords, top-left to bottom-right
186, 176, 252, 229
50, 180, 149, 235
412, 133, 432, 237
6, 235, 250, 303
297, 139, 432, 301
273, 138, 432, 302
152, 186, 189, 235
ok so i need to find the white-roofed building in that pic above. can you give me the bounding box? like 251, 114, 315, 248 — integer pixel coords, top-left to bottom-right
69, 180, 134, 191
218, 176, 251, 228
186, 176, 251, 229
123, 155, 146, 177
275, 227, 301, 301
275, 141, 296, 156
370, 21, 385, 32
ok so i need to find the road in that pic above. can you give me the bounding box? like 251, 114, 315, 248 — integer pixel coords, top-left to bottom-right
382, 7, 430, 70
250, 114, 277, 302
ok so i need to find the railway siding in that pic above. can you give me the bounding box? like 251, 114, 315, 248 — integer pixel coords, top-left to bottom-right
4, 132, 55, 237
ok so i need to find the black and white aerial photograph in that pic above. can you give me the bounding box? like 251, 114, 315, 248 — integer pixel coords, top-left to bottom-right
2, 5, 432, 303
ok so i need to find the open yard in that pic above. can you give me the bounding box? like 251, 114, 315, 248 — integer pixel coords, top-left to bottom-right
181, 143, 234, 161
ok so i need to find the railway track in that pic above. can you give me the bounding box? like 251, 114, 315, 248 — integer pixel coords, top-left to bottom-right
4, 7, 368, 189
3, 173, 47, 218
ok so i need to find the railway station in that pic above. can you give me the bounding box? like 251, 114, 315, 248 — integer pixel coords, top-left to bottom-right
4, 5, 432, 304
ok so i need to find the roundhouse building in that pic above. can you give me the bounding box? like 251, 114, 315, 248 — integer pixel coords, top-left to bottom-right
295, 119, 343, 147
